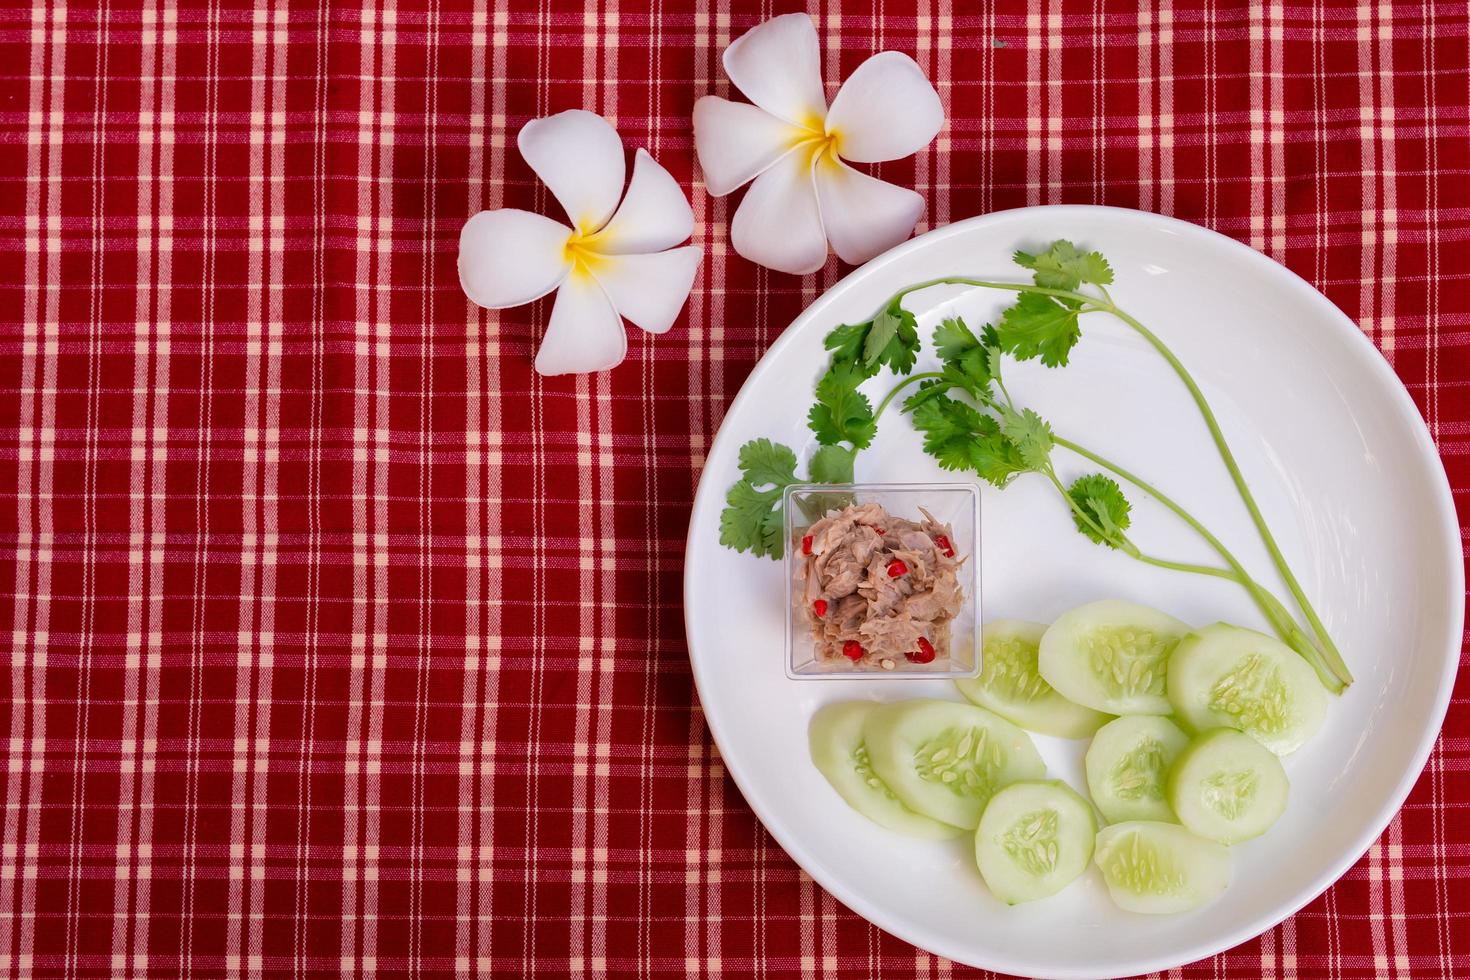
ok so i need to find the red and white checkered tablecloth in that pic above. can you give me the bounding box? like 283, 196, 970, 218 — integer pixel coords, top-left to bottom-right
1, 0, 1466, 976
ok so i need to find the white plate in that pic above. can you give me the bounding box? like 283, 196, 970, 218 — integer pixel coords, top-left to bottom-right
683, 206, 1462, 979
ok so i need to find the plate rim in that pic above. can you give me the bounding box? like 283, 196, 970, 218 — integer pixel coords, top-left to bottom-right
682, 204, 1463, 978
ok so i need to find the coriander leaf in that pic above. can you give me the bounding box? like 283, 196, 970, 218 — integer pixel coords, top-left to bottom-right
807, 444, 856, 484
998, 407, 1054, 470
907, 393, 1030, 486
967, 418, 1031, 487
997, 292, 1081, 367
1066, 473, 1132, 548
933, 316, 982, 362
808, 366, 878, 448
736, 437, 798, 488
824, 321, 872, 374
719, 480, 784, 557
719, 438, 802, 559
980, 323, 1002, 350
874, 306, 920, 375
902, 362, 991, 411
1013, 240, 1114, 291
909, 393, 990, 472
862, 307, 900, 365
932, 317, 993, 395
901, 377, 955, 413
825, 303, 919, 378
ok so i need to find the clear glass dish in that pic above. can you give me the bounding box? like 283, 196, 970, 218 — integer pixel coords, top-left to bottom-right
783, 482, 980, 680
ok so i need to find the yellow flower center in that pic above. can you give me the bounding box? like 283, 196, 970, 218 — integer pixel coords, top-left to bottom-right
792, 123, 844, 170
563, 224, 608, 278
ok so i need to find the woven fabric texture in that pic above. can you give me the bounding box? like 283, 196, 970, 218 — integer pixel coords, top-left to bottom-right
1, 1, 1467, 976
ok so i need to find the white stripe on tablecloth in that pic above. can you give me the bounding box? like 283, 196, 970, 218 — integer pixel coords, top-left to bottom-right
227, 5, 278, 972
456, 0, 491, 973
568, 4, 594, 962
1379, 16, 1406, 965
114, 1, 162, 971
1138, 2, 1153, 213
1269, 0, 1284, 255
180, 6, 224, 966
342, 1, 381, 969
409, 0, 441, 968
1046, 0, 1061, 204
67, 4, 113, 972
936, 1, 952, 228
245, 6, 285, 973
134, 4, 177, 970
982, 2, 993, 216
5, 3, 60, 974
472, 3, 507, 971
1377, 0, 1398, 361
1356, 5, 1388, 968
355, 1, 396, 975
1421, 1, 1447, 963
17, 2, 65, 973
1249, 0, 1265, 249
914, 7, 934, 233
1026, 1, 1040, 205
1159, 0, 1174, 215
365, 5, 397, 971
296, 0, 334, 964
685, 0, 713, 967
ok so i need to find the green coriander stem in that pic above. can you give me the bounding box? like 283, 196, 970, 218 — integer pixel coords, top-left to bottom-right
1129, 553, 1239, 581
875, 372, 944, 420
872, 273, 1349, 688
1043, 469, 1250, 585
1095, 303, 1352, 687
1055, 433, 1342, 690
1042, 459, 1342, 690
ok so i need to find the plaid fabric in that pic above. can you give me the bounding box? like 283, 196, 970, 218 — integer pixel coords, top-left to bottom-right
0, 0, 1466, 976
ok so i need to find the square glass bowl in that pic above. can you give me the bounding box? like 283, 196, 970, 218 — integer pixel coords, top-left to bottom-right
783, 482, 981, 680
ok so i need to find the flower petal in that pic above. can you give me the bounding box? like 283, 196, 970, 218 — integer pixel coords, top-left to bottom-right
595, 149, 694, 255
692, 96, 808, 197
730, 148, 828, 275
518, 109, 627, 232
813, 158, 924, 265
533, 274, 627, 376
722, 13, 828, 128
459, 209, 573, 309
589, 246, 702, 335
825, 51, 944, 163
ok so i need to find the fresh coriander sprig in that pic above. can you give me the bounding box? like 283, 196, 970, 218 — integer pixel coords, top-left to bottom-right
857, 241, 1349, 689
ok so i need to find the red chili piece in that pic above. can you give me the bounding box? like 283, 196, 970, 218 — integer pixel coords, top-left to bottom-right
842, 640, 864, 661
801, 535, 813, 555
871, 526, 885, 536
813, 599, 828, 618
886, 559, 908, 578
934, 534, 955, 558
906, 637, 937, 664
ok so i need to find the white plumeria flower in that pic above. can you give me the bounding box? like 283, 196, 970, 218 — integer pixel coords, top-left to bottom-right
459, 110, 702, 376
693, 13, 944, 275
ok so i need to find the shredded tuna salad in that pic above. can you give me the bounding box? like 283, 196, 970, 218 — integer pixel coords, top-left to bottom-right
794, 501, 965, 669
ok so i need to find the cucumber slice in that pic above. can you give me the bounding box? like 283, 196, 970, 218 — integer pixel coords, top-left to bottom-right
1167, 728, 1289, 844
1085, 715, 1190, 824
1093, 821, 1232, 914
956, 620, 1112, 738
808, 701, 965, 839
1166, 623, 1329, 755
1038, 600, 1190, 715
974, 780, 1096, 904
864, 699, 1047, 830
